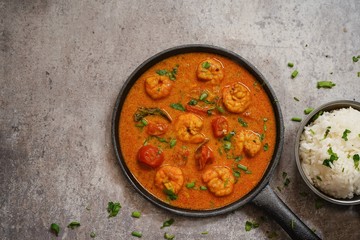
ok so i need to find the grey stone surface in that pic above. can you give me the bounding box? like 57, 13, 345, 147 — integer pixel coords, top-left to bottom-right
1, 0, 360, 239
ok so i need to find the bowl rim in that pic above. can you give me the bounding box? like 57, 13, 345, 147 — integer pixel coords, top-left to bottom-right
294, 100, 360, 205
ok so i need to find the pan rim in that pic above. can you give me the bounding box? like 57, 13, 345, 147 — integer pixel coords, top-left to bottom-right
111, 44, 284, 217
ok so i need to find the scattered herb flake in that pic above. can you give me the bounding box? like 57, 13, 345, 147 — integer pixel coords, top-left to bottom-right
352, 55, 360, 62
202, 61, 211, 69
131, 211, 141, 218
200, 186, 207, 190
50, 223, 60, 236
238, 117, 248, 127
284, 178, 290, 187
291, 117, 302, 122
288, 62, 294, 68
131, 231, 142, 238
353, 154, 360, 170
263, 143, 269, 151
294, 97, 300, 101
245, 221, 259, 231
186, 182, 195, 189
169, 138, 177, 148
170, 103, 185, 111
67, 221, 81, 229
304, 108, 314, 115
164, 233, 175, 240
342, 129, 351, 141
161, 219, 175, 229
317, 81, 336, 89
107, 202, 121, 218
188, 99, 198, 106
324, 126, 331, 139
322, 147, 339, 168
201, 231, 209, 235
291, 70, 299, 79
90, 232, 96, 238
199, 91, 209, 101
163, 189, 178, 200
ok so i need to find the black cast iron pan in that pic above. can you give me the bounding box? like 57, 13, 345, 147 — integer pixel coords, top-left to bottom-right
111, 44, 321, 240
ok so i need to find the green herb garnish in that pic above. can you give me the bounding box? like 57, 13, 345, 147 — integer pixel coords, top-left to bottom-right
200, 186, 207, 190
186, 182, 195, 189
353, 154, 359, 170
317, 81, 336, 89
169, 138, 177, 148
161, 218, 175, 229
263, 143, 269, 151
223, 141, 232, 152
291, 117, 302, 122
291, 70, 299, 79
131, 211, 141, 218
322, 147, 339, 168
238, 118, 248, 127
294, 97, 299, 101
304, 108, 314, 115
288, 62, 294, 68
107, 202, 121, 218
201, 231, 209, 235
164, 233, 175, 240
131, 231, 142, 238
352, 55, 360, 62
245, 221, 259, 231
202, 61, 211, 69
342, 129, 351, 141
199, 91, 208, 101
50, 223, 60, 236
324, 126, 331, 139
67, 221, 81, 229
237, 164, 248, 171
188, 99, 198, 106
163, 189, 178, 200
156, 65, 179, 80
223, 131, 235, 141
170, 103, 185, 111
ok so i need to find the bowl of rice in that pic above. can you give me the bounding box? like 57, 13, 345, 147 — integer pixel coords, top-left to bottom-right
295, 100, 360, 205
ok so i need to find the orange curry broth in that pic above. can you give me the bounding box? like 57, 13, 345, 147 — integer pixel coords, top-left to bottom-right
119, 52, 276, 210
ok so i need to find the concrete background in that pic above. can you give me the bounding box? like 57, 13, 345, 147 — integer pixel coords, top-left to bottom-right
1, 0, 360, 239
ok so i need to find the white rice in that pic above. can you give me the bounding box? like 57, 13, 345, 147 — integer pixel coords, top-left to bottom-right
299, 107, 360, 199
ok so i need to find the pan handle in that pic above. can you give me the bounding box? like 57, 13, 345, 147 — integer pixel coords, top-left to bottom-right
252, 185, 321, 240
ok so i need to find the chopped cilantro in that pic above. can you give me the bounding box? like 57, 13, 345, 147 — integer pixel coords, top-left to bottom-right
170, 103, 185, 111
288, 62, 294, 68
107, 202, 121, 218
161, 218, 175, 229
263, 143, 269, 151
291, 70, 299, 79
317, 81, 336, 89
186, 182, 195, 189
169, 138, 177, 148
238, 117, 248, 127
50, 223, 60, 236
304, 108, 314, 115
294, 97, 300, 101
324, 126, 331, 139
342, 129, 351, 141
188, 99, 198, 106
322, 147, 339, 168
245, 221, 259, 231
164, 233, 175, 240
202, 61, 211, 69
67, 221, 81, 229
353, 154, 359, 170
163, 189, 177, 200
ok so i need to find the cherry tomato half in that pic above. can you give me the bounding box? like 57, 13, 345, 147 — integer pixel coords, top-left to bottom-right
146, 122, 168, 136
195, 145, 214, 170
137, 145, 164, 168
211, 116, 229, 138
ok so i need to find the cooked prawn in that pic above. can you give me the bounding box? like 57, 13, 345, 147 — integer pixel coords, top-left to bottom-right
222, 82, 251, 113
175, 113, 206, 144
202, 166, 235, 197
197, 58, 224, 83
155, 165, 184, 194
233, 130, 262, 157
145, 75, 172, 99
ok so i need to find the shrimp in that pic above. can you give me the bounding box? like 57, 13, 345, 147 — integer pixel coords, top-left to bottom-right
233, 130, 262, 157
155, 165, 184, 194
144, 75, 172, 99
202, 166, 235, 197
197, 58, 224, 83
175, 113, 206, 144
222, 82, 251, 113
